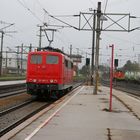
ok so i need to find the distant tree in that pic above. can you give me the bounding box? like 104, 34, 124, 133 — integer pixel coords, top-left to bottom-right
122, 60, 140, 78
123, 60, 140, 72
99, 65, 110, 72
79, 65, 89, 76
123, 60, 132, 73
99, 65, 105, 72
133, 61, 140, 72
132, 61, 140, 77
99, 64, 110, 80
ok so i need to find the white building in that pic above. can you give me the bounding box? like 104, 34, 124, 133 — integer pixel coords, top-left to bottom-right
2, 57, 27, 74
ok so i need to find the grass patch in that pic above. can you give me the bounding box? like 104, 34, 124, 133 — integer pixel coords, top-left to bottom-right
0, 74, 26, 81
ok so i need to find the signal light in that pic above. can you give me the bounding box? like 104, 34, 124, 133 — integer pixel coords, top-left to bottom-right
86, 58, 90, 66
114, 59, 118, 67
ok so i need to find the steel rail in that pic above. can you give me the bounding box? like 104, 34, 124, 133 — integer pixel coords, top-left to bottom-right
0, 99, 35, 117
0, 83, 82, 137
0, 103, 50, 137
101, 80, 140, 98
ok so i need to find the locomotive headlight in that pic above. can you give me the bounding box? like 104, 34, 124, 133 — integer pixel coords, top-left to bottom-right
33, 79, 37, 82
50, 79, 53, 83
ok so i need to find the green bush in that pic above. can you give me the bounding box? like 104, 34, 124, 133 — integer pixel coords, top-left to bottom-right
0, 74, 25, 81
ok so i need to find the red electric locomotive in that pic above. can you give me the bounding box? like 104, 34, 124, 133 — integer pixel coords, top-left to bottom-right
113, 70, 125, 80
26, 47, 73, 98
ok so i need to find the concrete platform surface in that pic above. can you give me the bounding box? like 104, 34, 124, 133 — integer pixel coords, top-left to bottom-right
12, 86, 140, 140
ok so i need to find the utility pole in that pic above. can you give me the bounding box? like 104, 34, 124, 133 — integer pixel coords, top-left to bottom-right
91, 9, 96, 85
70, 44, 72, 58
22, 44, 33, 53
29, 44, 32, 52
16, 44, 33, 75
0, 31, 4, 76
62, 47, 64, 52
21, 43, 23, 75
16, 46, 20, 75
94, 2, 101, 94
0, 22, 15, 76
76, 48, 79, 76
5, 49, 8, 73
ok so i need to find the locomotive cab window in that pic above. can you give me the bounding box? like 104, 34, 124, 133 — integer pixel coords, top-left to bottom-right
30, 54, 42, 64
46, 55, 59, 64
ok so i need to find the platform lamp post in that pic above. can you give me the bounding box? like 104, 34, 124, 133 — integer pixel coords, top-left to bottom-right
109, 44, 114, 112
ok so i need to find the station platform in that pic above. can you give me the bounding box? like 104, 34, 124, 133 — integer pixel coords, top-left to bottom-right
11, 86, 140, 140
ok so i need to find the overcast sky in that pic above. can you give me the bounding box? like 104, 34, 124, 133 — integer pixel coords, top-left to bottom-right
0, 0, 140, 67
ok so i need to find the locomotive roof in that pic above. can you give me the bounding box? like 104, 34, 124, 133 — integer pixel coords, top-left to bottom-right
37, 47, 65, 54
29, 47, 72, 61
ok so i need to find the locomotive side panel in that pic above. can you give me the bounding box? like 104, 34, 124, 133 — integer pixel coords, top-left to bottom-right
63, 57, 73, 89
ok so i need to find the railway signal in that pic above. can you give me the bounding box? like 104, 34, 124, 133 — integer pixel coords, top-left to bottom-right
114, 59, 118, 67
86, 58, 90, 66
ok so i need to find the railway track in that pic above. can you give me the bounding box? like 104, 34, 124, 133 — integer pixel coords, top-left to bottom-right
102, 80, 140, 98
0, 83, 26, 98
0, 83, 82, 137
0, 101, 50, 137
0, 99, 34, 117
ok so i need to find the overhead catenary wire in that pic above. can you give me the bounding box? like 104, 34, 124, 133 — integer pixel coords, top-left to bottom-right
32, 0, 80, 30
16, 0, 138, 63
104, 0, 109, 13
16, 0, 80, 46
15, 0, 94, 56
89, 0, 97, 9
43, 9, 79, 30
16, 0, 43, 23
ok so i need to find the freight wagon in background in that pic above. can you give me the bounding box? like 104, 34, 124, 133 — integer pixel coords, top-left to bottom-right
26, 47, 74, 99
